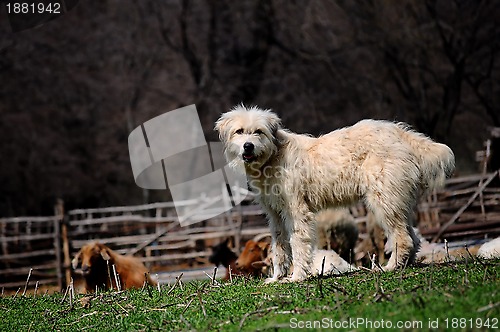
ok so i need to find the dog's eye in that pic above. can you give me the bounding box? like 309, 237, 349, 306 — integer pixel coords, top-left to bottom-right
235, 129, 244, 135
254, 129, 263, 135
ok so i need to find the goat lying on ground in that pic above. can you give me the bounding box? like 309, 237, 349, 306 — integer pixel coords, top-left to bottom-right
209, 238, 245, 280
311, 250, 358, 275
477, 237, 500, 259
238, 240, 357, 278
72, 241, 156, 292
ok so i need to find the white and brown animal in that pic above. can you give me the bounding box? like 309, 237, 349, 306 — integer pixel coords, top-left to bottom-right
215, 105, 454, 282
72, 241, 156, 292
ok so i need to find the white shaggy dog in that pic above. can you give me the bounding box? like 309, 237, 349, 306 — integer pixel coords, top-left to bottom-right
215, 105, 455, 282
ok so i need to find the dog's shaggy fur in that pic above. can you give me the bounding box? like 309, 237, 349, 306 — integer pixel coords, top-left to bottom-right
215, 105, 455, 282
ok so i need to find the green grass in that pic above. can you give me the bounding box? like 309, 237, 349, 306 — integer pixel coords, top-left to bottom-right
1, 259, 499, 331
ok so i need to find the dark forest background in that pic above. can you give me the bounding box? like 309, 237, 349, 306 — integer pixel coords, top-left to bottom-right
0, 0, 499, 216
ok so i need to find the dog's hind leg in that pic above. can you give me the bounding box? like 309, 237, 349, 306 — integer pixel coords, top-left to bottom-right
407, 224, 421, 264
365, 193, 418, 271
384, 224, 417, 270
264, 208, 292, 283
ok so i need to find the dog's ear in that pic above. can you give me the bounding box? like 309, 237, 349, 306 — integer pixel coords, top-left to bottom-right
214, 115, 232, 142
262, 111, 282, 144
265, 111, 282, 136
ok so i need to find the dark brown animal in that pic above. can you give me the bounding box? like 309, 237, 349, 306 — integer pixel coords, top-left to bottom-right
209, 238, 245, 280
235, 240, 270, 277
316, 208, 359, 263
72, 242, 156, 292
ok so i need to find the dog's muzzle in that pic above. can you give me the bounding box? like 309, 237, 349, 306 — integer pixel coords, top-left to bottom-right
242, 142, 256, 162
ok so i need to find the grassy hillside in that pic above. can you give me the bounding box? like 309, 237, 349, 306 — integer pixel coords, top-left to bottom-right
1, 259, 498, 331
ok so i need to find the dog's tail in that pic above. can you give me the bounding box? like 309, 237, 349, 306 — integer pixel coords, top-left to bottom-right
400, 125, 455, 194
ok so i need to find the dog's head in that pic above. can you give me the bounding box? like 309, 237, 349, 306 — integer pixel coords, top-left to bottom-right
214, 105, 281, 171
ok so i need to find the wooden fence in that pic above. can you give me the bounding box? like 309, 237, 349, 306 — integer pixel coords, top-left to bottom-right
0, 188, 269, 291
0, 215, 64, 290
2, 170, 500, 291
418, 171, 500, 241
417, 134, 500, 241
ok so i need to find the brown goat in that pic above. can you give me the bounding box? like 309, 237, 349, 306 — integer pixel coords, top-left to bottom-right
235, 240, 270, 277
72, 242, 156, 292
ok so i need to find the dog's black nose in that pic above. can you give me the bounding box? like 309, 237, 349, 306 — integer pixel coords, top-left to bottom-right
243, 142, 254, 152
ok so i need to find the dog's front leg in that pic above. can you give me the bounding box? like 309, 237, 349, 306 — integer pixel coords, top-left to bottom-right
263, 208, 291, 284
287, 209, 316, 282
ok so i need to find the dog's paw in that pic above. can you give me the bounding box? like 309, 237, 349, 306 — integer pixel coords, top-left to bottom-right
279, 275, 306, 283
289, 270, 309, 282
381, 263, 397, 272
264, 277, 279, 284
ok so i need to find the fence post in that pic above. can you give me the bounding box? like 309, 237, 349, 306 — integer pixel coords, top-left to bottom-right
56, 199, 72, 289
54, 199, 65, 290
